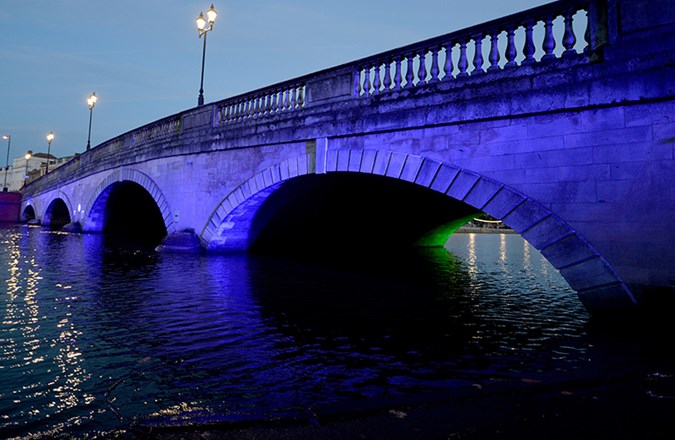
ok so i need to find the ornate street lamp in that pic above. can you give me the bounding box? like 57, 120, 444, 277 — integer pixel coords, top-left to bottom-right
196, 4, 218, 106
46, 132, 55, 173
86, 92, 98, 151
23, 151, 32, 187
2, 134, 10, 191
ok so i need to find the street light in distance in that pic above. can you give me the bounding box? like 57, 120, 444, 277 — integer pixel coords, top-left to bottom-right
2, 134, 10, 192
86, 92, 98, 151
196, 4, 218, 107
46, 132, 55, 173
23, 151, 32, 187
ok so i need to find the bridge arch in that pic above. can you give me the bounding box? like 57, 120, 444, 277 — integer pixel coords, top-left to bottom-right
42, 191, 75, 230
202, 149, 636, 313
21, 203, 37, 223
83, 168, 175, 235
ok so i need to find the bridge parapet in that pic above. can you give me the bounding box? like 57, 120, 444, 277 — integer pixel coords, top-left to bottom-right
352, 0, 595, 96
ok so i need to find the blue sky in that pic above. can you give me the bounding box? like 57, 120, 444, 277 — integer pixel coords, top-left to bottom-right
1, 0, 548, 158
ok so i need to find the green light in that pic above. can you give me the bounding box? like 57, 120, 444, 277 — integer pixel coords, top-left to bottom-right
414, 212, 480, 247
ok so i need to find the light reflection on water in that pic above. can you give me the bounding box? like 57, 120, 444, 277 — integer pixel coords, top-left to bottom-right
0, 225, 642, 438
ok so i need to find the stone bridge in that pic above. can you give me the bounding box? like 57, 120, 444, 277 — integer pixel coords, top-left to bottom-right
20, 0, 674, 314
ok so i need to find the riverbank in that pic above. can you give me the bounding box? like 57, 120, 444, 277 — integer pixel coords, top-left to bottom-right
108, 368, 675, 439
455, 226, 515, 234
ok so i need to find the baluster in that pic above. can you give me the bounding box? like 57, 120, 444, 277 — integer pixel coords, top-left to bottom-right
488, 31, 500, 72
264, 94, 270, 114
373, 63, 381, 94
522, 19, 536, 64
417, 50, 428, 85
353, 68, 362, 97
270, 92, 276, 113
472, 34, 484, 75
505, 26, 517, 68
363, 67, 371, 96
542, 15, 556, 61
282, 88, 289, 110
429, 46, 440, 82
457, 40, 468, 77
405, 54, 415, 88
584, 10, 590, 54
562, 9, 577, 58
393, 56, 403, 90
291, 86, 297, 109
253, 96, 260, 117
297, 86, 305, 107
443, 42, 454, 80
382, 59, 392, 92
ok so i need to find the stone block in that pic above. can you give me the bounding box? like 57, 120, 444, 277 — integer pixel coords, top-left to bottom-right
385, 151, 408, 178
361, 149, 378, 173
564, 126, 652, 149
482, 187, 525, 219
429, 164, 459, 193
625, 102, 675, 127
541, 234, 597, 269
399, 155, 424, 183
525, 164, 611, 183
446, 170, 480, 201
527, 115, 581, 139
560, 257, 622, 292
580, 107, 625, 132
462, 177, 502, 209
414, 159, 442, 187
515, 147, 592, 168
348, 149, 363, 172
480, 124, 528, 144
577, 283, 637, 314
372, 150, 391, 176
521, 181, 597, 204
297, 154, 309, 176
325, 149, 338, 172
594, 141, 658, 164
502, 198, 551, 233
653, 123, 675, 144
336, 149, 350, 171
521, 214, 573, 250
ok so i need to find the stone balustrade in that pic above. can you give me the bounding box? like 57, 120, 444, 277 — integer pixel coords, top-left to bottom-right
353, 0, 590, 96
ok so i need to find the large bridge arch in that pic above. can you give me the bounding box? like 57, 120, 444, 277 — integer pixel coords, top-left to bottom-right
202, 149, 636, 313
83, 167, 175, 235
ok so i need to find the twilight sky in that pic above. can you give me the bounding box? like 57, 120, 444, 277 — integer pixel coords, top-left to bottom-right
1, 0, 548, 159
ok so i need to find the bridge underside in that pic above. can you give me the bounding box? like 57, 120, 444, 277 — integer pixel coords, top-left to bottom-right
247, 173, 479, 255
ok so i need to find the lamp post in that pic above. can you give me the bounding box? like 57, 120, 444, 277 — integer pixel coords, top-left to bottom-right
1, 134, 10, 191
196, 4, 217, 106
23, 151, 32, 187
86, 92, 97, 151
46, 132, 55, 173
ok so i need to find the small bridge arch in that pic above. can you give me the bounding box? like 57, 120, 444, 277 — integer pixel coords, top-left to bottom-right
42, 191, 75, 230
202, 149, 636, 312
83, 168, 175, 236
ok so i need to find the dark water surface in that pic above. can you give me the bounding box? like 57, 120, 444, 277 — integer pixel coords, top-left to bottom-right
0, 225, 672, 438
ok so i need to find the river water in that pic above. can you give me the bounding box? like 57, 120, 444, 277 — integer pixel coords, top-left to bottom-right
0, 225, 672, 438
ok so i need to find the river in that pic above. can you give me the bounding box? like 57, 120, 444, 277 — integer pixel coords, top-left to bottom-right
0, 225, 672, 438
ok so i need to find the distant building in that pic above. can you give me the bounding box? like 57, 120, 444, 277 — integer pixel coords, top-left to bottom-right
2, 151, 76, 191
